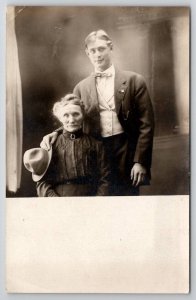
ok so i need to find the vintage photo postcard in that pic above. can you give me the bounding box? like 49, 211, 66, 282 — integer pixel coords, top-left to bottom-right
6, 6, 189, 293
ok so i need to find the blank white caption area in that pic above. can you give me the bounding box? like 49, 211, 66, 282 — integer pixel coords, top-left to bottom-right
6, 196, 189, 293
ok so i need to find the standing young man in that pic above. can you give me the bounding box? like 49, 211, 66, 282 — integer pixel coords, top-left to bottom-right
41, 30, 154, 196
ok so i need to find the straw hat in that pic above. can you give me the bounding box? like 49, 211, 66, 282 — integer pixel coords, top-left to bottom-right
23, 148, 52, 182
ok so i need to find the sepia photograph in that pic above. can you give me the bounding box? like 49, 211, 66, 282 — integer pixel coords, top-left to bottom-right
6, 6, 189, 293
6, 6, 189, 198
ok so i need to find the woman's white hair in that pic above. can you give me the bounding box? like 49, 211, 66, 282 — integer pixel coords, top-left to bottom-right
53, 93, 85, 120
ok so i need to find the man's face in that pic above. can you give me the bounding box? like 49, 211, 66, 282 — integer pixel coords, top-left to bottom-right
58, 104, 83, 132
86, 39, 113, 72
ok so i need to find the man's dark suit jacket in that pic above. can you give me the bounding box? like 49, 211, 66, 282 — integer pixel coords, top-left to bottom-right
73, 68, 154, 182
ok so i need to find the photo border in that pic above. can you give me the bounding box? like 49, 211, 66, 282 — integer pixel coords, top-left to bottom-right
1, 0, 194, 299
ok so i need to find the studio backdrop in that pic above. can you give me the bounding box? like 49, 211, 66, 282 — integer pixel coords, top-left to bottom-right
6, 6, 189, 197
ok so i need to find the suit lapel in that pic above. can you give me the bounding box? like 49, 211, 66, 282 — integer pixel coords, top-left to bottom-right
114, 69, 128, 115
87, 75, 99, 112
86, 70, 128, 116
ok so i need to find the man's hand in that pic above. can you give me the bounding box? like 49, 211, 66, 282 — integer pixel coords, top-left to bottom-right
40, 132, 58, 150
130, 163, 147, 187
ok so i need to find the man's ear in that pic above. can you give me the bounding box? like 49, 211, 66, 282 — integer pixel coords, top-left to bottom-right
109, 42, 113, 51
85, 48, 89, 57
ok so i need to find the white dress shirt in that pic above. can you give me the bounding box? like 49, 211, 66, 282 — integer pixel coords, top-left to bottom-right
95, 65, 124, 137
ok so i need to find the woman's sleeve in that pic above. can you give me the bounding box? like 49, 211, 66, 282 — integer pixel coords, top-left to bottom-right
36, 179, 59, 197
36, 152, 59, 197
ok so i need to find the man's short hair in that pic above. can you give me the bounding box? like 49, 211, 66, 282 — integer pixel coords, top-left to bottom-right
85, 29, 113, 49
53, 93, 85, 120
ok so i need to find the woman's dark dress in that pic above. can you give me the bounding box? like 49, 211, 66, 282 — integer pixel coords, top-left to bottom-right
37, 130, 110, 196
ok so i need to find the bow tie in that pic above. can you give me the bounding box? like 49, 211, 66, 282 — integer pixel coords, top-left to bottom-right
94, 72, 112, 78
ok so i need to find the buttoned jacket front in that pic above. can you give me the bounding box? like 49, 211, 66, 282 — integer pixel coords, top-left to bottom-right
73, 68, 154, 174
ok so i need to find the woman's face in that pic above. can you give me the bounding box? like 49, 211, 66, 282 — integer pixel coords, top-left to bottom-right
58, 104, 84, 132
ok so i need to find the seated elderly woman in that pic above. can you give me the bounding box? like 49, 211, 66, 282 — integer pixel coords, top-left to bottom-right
24, 94, 110, 197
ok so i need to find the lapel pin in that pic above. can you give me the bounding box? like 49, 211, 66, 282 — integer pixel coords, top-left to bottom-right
119, 89, 125, 94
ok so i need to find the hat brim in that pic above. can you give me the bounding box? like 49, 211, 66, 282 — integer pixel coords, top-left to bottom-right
32, 147, 52, 182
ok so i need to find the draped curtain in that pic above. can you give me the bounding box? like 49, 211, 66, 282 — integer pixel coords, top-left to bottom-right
6, 7, 23, 193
